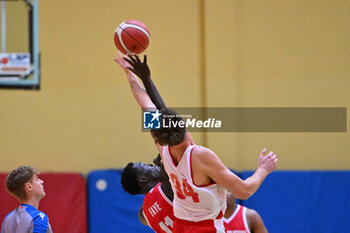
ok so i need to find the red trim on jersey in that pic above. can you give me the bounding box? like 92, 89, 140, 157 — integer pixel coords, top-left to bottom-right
168, 145, 189, 167
242, 207, 250, 232
223, 204, 241, 223
189, 147, 196, 185
216, 211, 223, 219
143, 183, 175, 233
223, 204, 250, 233
190, 147, 217, 187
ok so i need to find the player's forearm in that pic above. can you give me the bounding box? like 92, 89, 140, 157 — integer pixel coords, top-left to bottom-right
141, 77, 166, 109
241, 168, 268, 199
127, 73, 155, 110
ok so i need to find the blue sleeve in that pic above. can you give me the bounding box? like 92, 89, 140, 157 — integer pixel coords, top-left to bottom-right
32, 213, 49, 233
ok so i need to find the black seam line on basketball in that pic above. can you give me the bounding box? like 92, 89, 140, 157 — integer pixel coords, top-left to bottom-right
118, 26, 146, 50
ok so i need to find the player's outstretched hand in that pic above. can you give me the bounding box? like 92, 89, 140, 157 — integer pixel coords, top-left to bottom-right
113, 51, 133, 74
258, 148, 278, 176
123, 54, 151, 81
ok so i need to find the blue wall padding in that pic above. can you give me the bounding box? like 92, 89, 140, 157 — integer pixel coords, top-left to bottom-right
240, 171, 350, 233
88, 170, 350, 233
88, 170, 154, 233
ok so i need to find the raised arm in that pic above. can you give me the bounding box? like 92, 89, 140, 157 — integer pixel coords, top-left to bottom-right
192, 147, 277, 200
114, 52, 165, 154
114, 52, 155, 111
123, 54, 166, 110
120, 54, 195, 150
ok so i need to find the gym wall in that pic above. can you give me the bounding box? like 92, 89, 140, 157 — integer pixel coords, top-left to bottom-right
0, 0, 349, 173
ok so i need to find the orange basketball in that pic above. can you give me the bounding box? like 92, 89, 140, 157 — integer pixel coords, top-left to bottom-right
114, 20, 150, 54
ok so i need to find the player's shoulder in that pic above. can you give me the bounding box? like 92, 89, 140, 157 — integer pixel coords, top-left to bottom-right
192, 145, 219, 161
1, 206, 44, 232
2, 209, 15, 221
245, 207, 263, 225
23, 205, 50, 230
32, 211, 49, 222
23, 205, 46, 218
31, 212, 50, 232
192, 145, 215, 155
1, 209, 15, 227
144, 183, 161, 198
245, 207, 259, 217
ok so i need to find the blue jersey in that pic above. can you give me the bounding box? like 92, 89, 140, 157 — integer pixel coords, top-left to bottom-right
1, 204, 52, 233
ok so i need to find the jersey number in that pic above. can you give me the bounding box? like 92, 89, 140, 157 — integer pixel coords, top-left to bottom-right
159, 216, 173, 233
170, 174, 199, 203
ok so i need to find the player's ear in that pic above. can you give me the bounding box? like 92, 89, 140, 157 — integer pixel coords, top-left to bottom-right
25, 182, 33, 192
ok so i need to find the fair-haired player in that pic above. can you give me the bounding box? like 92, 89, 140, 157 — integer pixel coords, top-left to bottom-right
114, 53, 277, 233
1, 166, 52, 233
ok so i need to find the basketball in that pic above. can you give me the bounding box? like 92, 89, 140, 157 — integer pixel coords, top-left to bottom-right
114, 20, 150, 54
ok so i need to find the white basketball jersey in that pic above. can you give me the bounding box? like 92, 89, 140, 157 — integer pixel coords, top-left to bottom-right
161, 145, 227, 222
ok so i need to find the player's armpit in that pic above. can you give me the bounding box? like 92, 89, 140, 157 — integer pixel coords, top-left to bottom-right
138, 206, 148, 226
246, 208, 268, 233
192, 147, 252, 200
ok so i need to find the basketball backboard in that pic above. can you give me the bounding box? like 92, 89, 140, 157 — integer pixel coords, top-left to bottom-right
0, 0, 39, 90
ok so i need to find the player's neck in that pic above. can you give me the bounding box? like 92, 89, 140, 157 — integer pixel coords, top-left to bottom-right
160, 182, 174, 202
224, 204, 237, 219
144, 180, 160, 194
169, 140, 191, 160
21, 198, 40, 209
